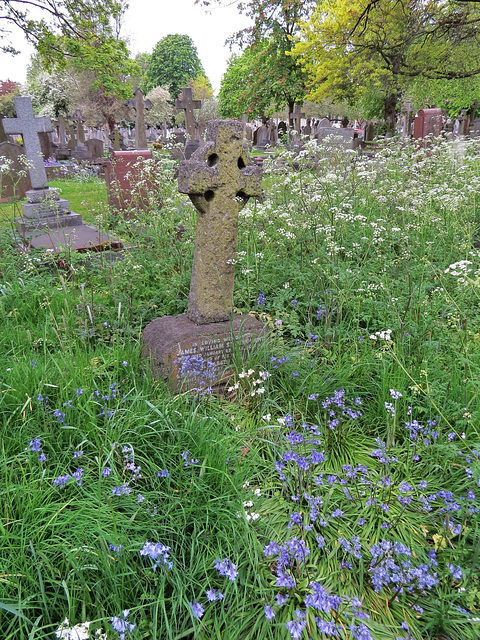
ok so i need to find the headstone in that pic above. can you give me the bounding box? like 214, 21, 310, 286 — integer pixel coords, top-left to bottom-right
124, 88, 152, 150
105, 150, 156, 216
364, 121, 375, 142
413, 108, 442, 140
38, 131, 54, 160
254, 123, 269, 149
303, 119, 312, 136
0, 116, 7, 143
70, 109, 90, 159
277, 121, 287, 139
290, 105, 305, 139
85, 138, 103, 159
175, 87, 202, 158
402, 99, 413, 137
458, 109, 470, 136
317, 118, 331, 128
141, 119, 266, 390
0, 142, 32, 201
109, 130, 123, 151
3, 97, 114, 251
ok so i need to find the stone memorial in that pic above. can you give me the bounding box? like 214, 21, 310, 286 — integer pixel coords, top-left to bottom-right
254, 123, 269, 149
85, 138, 103, 159
141, 119, 267, 391
402, 99, 413, 137
109, 130, 122, 151
317, 118, 331, 128
105, 149, 155, 215
0, 141, 32, 201
70, 109, 90, 160
0, 115, 7, 143
413, 108, 442, 140
316, 126, 355, 149
3, 97, 115, 251
125, 88, 152, 150
175, 87, 202, 158
290, 105, 305, 140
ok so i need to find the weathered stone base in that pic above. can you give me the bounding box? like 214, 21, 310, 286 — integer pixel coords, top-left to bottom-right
15, 210, 83, 235
141, 313, 268, 391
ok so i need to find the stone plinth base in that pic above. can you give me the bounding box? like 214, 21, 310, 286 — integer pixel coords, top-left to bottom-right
20, 224, 122, 253
16, 210, 83, 235
141, 313, 267, 391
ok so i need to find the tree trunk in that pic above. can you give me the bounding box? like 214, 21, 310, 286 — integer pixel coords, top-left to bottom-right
384, 92, 397, 135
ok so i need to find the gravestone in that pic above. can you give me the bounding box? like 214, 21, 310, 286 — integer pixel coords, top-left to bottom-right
0, 116, 7, 143
125, 88, 152, 150
105, 150, 155, 216
317, 117, 331, 128
413, 108, 442, 140
141, 119, 266, 390
402, 99, 413, 137
364, 121, 375, 142
109, 130, 122, 151
0, 142, 32, 201
85, 138, 103, 159
277, 121, 287, 139
53, 115, 70, 160
175, 87, 202, 158
290, 105, 305, 142
70, 109, 90, 160
3, 97, 114, 251
39, 131, 54, 160
254, 123, 269, 149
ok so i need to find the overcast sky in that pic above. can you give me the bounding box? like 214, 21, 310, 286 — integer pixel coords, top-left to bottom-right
0, 0, 251, 94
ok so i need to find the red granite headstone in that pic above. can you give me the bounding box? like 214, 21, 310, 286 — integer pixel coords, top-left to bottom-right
105, 150, 158, 217
413, 108, 442, 140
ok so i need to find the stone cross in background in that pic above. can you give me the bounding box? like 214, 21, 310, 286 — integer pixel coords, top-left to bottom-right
70, 110, 86, 144
290, 104, 305, 138
178, 119, 263, 324
3, 97, 52, 189
175, 88, 201, 141
125, 88, 152, 150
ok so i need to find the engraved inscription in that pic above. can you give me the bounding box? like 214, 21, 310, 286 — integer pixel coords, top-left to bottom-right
176, 332, 263, 370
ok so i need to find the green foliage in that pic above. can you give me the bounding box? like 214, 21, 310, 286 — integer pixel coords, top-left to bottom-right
0, 83, 19, 117
218, 52, 252, 119
144, 34, 206, 102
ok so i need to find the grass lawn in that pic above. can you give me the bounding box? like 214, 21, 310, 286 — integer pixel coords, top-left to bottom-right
0, 177, 108, 225
1, 138, 480, 640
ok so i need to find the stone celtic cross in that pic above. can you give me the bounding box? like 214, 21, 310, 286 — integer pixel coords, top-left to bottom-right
175, 88, 201, 141
3, 97, 52, 190
178, 119, 262, 324
290, 104, 305, 135
125, 88, 152, 150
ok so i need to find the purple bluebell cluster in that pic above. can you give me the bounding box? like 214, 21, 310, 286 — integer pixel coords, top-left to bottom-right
28, 437, 46, 463
175, 355, 215, 395
139, 541, 173, 570
110, 609, 135, 640
214, 557, 238, 582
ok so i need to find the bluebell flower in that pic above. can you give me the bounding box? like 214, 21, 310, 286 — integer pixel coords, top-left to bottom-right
447, 564, 463, 580
112, 484, 131, 496
189, 600, 204, 619
39, 452, 46, 462
111, 610, 135, 640
72, 468, 83, 487
53, 474, 70, 488
28, 438, 42, 452
265, 605, 275, 620
214, 557, 238, 581
139, 541, 173, 570
206, 589, 224, 602
73, 450, 83, 458
257, 291, 266, 306
286, 617, 306, 640
276, 593, 289, 606
102, 467, 112, 477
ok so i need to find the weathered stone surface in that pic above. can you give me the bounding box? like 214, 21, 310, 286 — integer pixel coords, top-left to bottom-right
141, 313, 267, 390
125, 88, 152, 150
3, 97, 52, 189
85, 138, 103, 159
178, 119, 263, 324
175, 88, 201, 141
0, 142, 32, 201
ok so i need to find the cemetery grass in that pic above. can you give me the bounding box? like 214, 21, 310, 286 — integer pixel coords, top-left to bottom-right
0, 177, 107, 226
1, 141, 480, 640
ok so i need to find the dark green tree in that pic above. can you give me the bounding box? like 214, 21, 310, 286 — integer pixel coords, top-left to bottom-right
144, 34, 207, 102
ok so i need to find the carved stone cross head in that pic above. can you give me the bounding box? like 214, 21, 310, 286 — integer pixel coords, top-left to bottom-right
178, 119, 263, 325
175, 87, 202, 140
290, 105, 305, 133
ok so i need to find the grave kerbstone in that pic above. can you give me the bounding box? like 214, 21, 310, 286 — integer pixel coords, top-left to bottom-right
141, 119, 267, 390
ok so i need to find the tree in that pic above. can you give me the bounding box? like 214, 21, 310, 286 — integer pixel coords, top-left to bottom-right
188, 75, 213, 102
0, 79, 20, 117
145, 85, 173, 126
218, 52, 251, 118
202, 0, 314, 121
292, 0, 480, 129
1, 0, 137, 100
144, 34, 207, 102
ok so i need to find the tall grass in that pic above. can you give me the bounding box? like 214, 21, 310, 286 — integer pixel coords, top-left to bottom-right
1, 138, 479, 639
